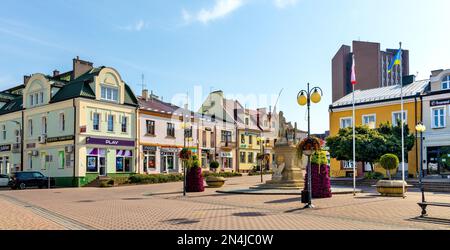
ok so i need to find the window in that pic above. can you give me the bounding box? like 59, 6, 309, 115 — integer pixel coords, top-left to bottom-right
167, 123, 175, 137
249, 135, 253, 145
41, 117, 47, 134
241, 134, 245, 144
15, 130, 20, 143
342, 161, 354, 169
143, 151, 156, 172
40, 92, 44, 104
245, 118, 249, 126
442, 75, 450, 90
184, 126, 193, 138
30, 95, 34, 106
107, 115, 114, 132
240, 152, 246, 163
210, 132, 215, 148
221, 131, 232, 142
34, 93, 38, 105
248, 152, 254, 164
121, 116, 128, 133
1, 125, 5, 140
202, 131, 207, 147
58, 151, 65, 169
392, 111, 407, 127
59, 113, 65, 131
146, 120, 155, 135
101, 86, 119, 102
362, 114, 376, 129
116, 150, 132, 173
28, 119, 33, 136
432, 107, 446, 129
28, 155, 33, 170
340, 117, 353, 129
93, 113, 100, 131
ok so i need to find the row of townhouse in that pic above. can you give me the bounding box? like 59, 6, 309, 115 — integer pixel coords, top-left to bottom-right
329, 69, 450, 179
0, 58, 291, 187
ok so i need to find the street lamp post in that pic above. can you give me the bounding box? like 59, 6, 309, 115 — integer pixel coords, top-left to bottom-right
415, 122, 426, 205
10, 121, 23, 174
297, 83, 323, 209
257, 136, 265, 183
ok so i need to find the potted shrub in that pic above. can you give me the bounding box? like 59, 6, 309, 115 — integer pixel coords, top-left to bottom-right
206, 161, 226, 188
209, 161, 220, 173
375, 154, 410, 197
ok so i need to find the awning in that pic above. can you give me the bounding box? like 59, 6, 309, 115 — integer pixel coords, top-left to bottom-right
220, 152, 233, 158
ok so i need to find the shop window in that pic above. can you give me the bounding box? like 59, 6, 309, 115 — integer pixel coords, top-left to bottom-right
143, 151, 156, 172
87, 156, 98, 173
116, 150, 133, 173
58, 151, 65, 169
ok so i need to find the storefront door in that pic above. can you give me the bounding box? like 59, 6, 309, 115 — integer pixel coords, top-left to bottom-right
99, 156, 106, 176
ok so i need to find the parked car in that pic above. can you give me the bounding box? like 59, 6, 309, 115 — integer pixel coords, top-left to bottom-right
0, 174, 11, 187
9, 172, 55, 190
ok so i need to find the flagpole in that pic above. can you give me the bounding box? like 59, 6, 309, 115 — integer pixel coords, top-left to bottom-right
353, 83, 356, 196
351, 54, 356, 196
399, 42, 406, 199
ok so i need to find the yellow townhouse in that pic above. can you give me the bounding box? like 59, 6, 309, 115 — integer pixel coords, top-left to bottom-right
329, 78, 429, 178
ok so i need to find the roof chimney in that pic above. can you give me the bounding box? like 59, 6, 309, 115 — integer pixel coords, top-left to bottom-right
72, 56, 94, 79
142, 89, 149, 101
23, 75, 31, 85
53, 70, 60, 77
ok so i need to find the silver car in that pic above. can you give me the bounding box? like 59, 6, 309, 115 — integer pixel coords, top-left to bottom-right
0, 174, 10, 187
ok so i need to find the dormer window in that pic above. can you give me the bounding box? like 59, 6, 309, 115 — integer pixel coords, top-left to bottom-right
101, 86, 119, 102
442, 76, 450, 90
29, 91, 44, 107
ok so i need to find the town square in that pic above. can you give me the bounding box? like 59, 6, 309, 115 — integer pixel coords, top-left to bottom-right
1, 0, 450, 239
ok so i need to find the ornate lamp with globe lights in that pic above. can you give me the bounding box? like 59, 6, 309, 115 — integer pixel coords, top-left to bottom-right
297, 83, 323, 209
415, 122, 426, 206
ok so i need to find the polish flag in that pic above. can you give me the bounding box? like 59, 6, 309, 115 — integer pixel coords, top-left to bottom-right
351, 55, 357, 85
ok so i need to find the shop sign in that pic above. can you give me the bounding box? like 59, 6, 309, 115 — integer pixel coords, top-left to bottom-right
86, 137, 135, 147
46, 135, 75, 143
161, 148, 179, 153
430, 98, 450, 107
220, 152, 233, 158
0, 144, 11, 152
143, 146, 157, 151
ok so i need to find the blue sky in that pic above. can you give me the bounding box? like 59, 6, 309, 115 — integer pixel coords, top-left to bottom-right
1, 0, 450, 133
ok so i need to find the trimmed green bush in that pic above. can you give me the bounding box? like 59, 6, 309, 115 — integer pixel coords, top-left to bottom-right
365, 172, 385, 180
209, 161, 220, 170
379, 154, 399, 180
203, 172, 242, 178
128, 174, 184, 184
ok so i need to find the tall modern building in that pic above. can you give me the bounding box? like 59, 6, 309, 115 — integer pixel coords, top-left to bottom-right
332, 41, 410, 102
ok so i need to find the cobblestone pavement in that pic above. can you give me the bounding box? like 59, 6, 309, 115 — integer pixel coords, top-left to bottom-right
1, 175, 450, 230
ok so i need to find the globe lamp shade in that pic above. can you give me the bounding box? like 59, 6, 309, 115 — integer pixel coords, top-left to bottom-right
297, 94, 307, 106
311, 90, 322, 104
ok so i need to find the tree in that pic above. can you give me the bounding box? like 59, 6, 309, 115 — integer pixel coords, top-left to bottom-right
379, 154, 399, 180
377, 122, 415, 163
326, 126, 387, 171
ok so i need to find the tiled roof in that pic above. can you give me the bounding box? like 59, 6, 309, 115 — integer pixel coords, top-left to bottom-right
138, 97, 193, 117
332, 80, 429, 107
0, 96, 23, 115
50, 81, 96, 103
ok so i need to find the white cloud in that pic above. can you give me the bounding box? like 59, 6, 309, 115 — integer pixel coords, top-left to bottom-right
119, 20, 148, 32
182, 0, 244, 24
274, 0, 299, 9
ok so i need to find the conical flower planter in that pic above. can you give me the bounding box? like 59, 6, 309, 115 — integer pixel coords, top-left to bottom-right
304, 164, 332, 199
186, 167, 205, 193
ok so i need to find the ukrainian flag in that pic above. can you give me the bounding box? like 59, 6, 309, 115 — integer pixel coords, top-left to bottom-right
388, 48, 402, 73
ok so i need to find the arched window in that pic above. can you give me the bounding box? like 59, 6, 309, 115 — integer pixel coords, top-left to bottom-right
442, 75, 450, 90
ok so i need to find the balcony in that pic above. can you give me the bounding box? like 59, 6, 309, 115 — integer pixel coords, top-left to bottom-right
220, 141, 236, 149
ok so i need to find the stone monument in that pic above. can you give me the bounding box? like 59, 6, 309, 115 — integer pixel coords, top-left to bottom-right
254, 112, 306, 190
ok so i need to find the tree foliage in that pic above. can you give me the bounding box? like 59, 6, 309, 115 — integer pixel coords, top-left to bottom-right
326, 122, 415, 168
